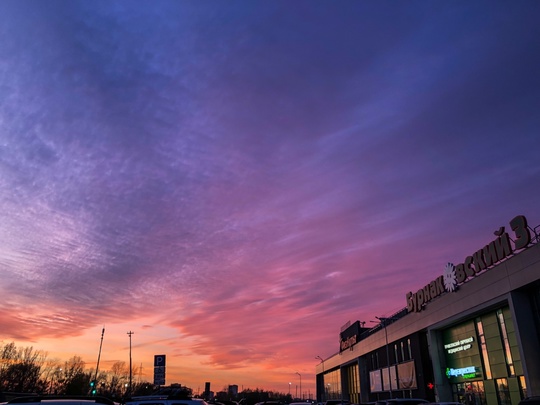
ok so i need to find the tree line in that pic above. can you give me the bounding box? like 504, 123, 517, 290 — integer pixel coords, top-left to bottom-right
0, 342, 303, 405
0, 341, 155, 399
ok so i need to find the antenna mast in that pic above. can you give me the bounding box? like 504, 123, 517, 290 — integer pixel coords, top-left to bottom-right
92, 327, 105, 394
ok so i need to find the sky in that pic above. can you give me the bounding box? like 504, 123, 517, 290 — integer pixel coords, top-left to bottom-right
1, 0, 540, 397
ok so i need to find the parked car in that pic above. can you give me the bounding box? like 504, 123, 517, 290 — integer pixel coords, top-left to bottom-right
324, 401, 350, 405
6, 396, 117, 405
126, 396, 207, 405
254, 402, 282, 405
428, 402, 462, 405
1, 394, 38, 404
519, 398, 540, 405
384, 399, 429, 405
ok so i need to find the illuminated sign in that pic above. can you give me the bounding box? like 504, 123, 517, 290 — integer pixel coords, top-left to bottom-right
444, 337, 474, 354
339, 321, 368, 352
340, 335, 357, 351
446, 366, 476, 379
406, 215, 531, 312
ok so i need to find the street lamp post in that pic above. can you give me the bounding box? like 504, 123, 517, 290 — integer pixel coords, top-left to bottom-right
371, 317, 393, 399
296, 372, 302, 400
289, 382, 291, 396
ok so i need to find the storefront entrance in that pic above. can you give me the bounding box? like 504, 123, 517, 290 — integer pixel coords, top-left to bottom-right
452, 381, 486, 405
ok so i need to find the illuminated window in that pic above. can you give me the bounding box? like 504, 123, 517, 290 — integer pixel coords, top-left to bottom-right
347, 363, 360, 405
407, 338, 412, 359
496, 378, 511, 405
497, 309, 515, 376
454, 381, 486, 405
476, 319, 492, 379
519, 376, 527, 399
325, 369, 342, 400
400, 341, 405, 361
394, 344, 399, 363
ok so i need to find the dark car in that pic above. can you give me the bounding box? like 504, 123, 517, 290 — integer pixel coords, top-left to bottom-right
519, 398, 540, 405
385, 399, 429, 405
324, 401, 350, 405
6, 396, 117, 405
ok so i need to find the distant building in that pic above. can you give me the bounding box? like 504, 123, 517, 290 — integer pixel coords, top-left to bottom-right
316, 214, 540, 405
203, 382, 213, 400
228, 385, 238, 397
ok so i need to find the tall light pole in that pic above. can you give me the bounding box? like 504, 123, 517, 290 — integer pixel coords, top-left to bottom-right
289, 382, 291, 396
296, 372, 302, 400
127, 331, 134, 398
371, 317, 393, 399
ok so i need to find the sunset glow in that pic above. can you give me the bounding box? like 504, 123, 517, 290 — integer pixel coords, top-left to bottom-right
1, 0, 540, 397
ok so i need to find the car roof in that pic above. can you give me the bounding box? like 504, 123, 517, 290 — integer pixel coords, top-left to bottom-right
7, 397, 116, 405
519, 398, 540, 405
126, 400, 203, 404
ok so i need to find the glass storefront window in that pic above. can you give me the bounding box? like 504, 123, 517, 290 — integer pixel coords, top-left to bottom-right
476, 319, 493, 379
519, 375, 527, 399
495, 378, 511, 405
346, 363, 360, 405
325, 369, 342, 400
496, 310, 515, 376
453, 381, 486, 405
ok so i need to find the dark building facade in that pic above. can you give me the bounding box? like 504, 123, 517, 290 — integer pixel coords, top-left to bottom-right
316, 215, 540, 405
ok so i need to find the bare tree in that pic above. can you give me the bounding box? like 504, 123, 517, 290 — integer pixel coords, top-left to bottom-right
59, 356, 87, 395
0, 343, 47, 393
109, 361, 128, 397
0, 342, 18, 387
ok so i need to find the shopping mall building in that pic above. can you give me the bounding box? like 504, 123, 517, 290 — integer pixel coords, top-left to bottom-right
315, 214, 540, 405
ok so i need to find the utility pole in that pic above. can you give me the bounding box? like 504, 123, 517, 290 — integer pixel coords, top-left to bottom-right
127, 331, 134, 397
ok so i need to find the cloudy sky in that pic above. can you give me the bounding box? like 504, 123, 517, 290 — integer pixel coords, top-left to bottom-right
1, 0, 540, 395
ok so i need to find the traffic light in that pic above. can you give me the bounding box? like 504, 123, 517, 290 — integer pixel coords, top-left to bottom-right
90, 381, 96, 395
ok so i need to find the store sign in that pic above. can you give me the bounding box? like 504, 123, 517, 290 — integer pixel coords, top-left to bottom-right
339, 320, 368, 352
340, 335, 357, 351
406, 215, 531, 313
340, 322, 358, 352
446, 366, 476, 379
444, 337, 474, 354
